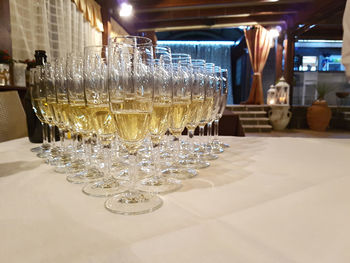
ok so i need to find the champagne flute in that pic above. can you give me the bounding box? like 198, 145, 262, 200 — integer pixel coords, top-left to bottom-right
82, 45, 123, 197
43, 62, 60, 165
206, 65, 223, 154
163, 53, 197, 180
66, 53, 104, 184
137, 46, 182, 194
213, 68, 229, 149
105, 36, 163, 215
53, 57, 73, 173
30, 67, 50, 158
181, 59, 210, 169
196, 63, 218, 161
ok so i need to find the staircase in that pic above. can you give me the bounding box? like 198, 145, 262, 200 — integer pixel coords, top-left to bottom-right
227, 105, 272, 133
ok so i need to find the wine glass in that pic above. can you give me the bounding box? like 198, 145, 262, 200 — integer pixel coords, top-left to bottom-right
181, 59, 209, 169
196, 63, 218, 161
30, 66, 50, 158
163, 53, 197, 180
136, 46, 182, 194
66, 53, 104, 184
206, 65, 223, 154
213, 68, 229, 149
53, 57, 73, 173
81, 45, 123, 197
105, 36, 163, 215
42, 62, 61, 165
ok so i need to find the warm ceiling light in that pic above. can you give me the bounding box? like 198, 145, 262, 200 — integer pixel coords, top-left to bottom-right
119, 3, 133, 17
269, 28, 280, 38
262, 0, 279, 2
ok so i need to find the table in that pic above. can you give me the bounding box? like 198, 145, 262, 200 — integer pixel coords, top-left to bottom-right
1, 136, 350, 262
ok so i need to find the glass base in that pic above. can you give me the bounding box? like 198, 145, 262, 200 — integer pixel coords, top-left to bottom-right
199, 153, 218, 161
136, 177, 182, 194
66, 168, 104, 184
179, 157, 210, 169
82, 178, 125, 197
113, 167, 150, 181
37, 151, 49, 159
162, 167, 197, 180
219, 142, 230, 148
69, 159, 86, 173
211, 146, 224, 154
54, 164, 71, 174
54, 153, 72, 173
105, 191, 163, 215
30, 146, 42, 153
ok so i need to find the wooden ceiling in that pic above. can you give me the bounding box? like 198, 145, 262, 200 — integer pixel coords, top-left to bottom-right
105, 0, 346, 40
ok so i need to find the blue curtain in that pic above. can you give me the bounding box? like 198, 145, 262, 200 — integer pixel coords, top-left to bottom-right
158, 41, 235, 104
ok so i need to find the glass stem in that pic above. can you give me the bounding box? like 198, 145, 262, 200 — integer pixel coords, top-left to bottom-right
59, 129, 65, 151
49, 125, 56, 147
198, 125, 206, 149
102, 142, 112, 177
207, 122, 212, 138
41, 122, 48, 146
173, 136, 181, 164
83, 136, 91, 166
153, 143, 161, 179
213, 119, 219, 141
73, 133, 83, 162
187, 129, 195, 154
199, 125, 205, 137
128, 153, 137, 192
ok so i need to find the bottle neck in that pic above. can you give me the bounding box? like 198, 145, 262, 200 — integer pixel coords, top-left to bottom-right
34, 50, 47, 66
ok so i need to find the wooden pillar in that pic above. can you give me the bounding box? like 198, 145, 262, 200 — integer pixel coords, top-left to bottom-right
101, 3, 111, 46
275, 33, 284, 82
284, 31, 295, 105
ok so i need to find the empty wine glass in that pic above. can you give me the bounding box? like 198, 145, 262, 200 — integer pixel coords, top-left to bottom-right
206, 65, 223, 154
213, 68, 229, 149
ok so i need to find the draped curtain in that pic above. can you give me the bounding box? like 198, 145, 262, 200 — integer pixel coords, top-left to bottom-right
10, 0, 102, 61
243, 25, 272, 105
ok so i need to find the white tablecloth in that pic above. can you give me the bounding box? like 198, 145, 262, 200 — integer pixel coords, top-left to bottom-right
1, 136, 350, 263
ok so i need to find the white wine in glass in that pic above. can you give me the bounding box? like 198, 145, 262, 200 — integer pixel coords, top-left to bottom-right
105, 36, 163, 215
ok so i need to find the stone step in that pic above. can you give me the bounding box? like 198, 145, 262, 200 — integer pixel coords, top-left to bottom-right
233, 111, 268, 118
242, 124, 272, 133
240, 117, 270, 125
227, 105, 270, 112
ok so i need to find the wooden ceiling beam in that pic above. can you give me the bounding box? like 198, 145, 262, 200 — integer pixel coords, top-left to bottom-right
290, 0, 346, 35
136, 14, 291, 32
137, 3, 304, 23
131, 0, 312, 12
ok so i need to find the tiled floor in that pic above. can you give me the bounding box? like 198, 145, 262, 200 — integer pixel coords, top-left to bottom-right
246, 129, 350, 138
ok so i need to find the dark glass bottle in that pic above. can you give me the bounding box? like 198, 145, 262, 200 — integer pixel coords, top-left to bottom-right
24, 50, 47, 143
